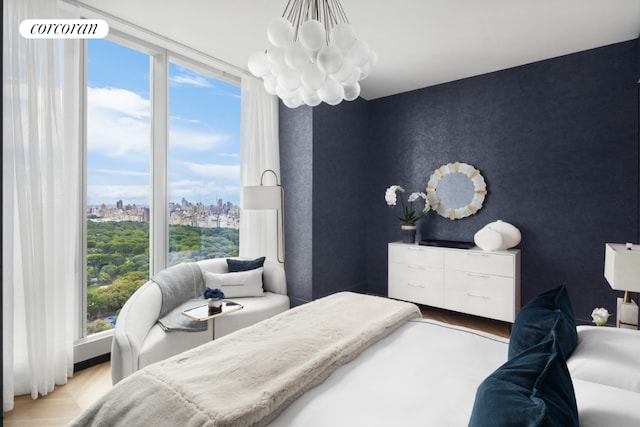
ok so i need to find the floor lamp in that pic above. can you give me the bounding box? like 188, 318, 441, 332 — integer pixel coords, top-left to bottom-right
604, 243, 640, 329
242, 169, 285, 264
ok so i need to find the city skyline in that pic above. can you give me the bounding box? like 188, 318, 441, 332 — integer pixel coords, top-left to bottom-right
88, 196, 239, 210
87, 196, 240, 229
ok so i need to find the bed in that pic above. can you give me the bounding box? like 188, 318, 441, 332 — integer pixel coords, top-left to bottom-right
70, 289, 640, 427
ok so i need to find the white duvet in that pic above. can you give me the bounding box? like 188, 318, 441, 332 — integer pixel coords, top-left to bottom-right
270, 319, 509, 427
71, 293, 640, 427
270, 321, 640, 427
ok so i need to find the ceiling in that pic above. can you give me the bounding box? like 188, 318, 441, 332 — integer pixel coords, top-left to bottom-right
77, 0, 640, 100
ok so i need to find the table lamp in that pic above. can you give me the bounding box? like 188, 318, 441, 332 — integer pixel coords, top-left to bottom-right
242, 169, 285, 264
604, 243, 640, 329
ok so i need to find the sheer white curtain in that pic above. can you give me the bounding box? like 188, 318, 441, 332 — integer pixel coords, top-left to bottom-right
3, 0, 82, 411
239, 75, 282, 263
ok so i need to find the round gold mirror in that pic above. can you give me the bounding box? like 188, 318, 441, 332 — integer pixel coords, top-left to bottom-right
426, 162, 487, 220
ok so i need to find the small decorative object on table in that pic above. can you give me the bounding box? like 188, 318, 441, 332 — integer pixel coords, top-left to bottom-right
204, 288, 225, 315
591, 307, 610, 326
385, 185, 431, 244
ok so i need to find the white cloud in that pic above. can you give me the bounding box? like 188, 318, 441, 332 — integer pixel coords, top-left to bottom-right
170, 75, 212, 88
170, 115, 201, 124
176, 162, 240, 180
89, 86, 149, 118
87, 86, 150, 157
93, 169, 149, 177
169, 128, 230, 152
87, 86, 231, 157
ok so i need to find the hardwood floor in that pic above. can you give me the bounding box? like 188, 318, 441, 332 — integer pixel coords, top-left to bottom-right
2, 361, 112, 427
418, 304, 511, 338
2, 305, 509, 425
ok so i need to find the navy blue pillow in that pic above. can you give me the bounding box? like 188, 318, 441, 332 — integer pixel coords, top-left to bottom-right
227, 256, 266, 272
468, 329, 579, 427
508, 285, 577, 360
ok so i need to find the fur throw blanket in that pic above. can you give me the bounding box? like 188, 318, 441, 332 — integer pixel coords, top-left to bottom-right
69, 292, 420, 427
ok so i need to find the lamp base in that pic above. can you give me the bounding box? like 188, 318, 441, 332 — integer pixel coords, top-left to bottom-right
616, 297, 639, 330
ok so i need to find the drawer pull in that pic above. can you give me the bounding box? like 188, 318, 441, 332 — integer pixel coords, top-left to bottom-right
408, 265, 425, 270
467, 292, 489, 299
467, 253, 489, 257
467, 273, 489, 279
407, 283, 425, 288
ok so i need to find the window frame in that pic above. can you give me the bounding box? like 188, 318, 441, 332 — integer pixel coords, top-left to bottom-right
76, 23, 242, 363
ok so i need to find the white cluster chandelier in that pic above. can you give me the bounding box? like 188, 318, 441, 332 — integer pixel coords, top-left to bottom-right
248, 0, 376, 108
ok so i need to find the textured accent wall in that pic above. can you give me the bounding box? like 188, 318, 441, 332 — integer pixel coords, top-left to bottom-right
280, 98, 370, 305
279, 105, 314, 306
311, 99, 369, 300
281, 39, 639, 323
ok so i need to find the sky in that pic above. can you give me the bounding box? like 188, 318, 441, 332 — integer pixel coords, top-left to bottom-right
87, 38, 241, 207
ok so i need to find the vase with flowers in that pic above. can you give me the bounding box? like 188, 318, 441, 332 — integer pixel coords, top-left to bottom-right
385, 185, 431, 243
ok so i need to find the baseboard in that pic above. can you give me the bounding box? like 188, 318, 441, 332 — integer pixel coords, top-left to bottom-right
74, 352, 111, 372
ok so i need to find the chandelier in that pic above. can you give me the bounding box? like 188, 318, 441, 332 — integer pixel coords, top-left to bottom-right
248, 0, 376, 108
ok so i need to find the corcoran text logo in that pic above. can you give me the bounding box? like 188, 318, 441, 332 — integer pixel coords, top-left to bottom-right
20, 19, 109, 39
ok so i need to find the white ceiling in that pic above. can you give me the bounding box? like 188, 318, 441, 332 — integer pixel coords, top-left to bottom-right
78, 0, 640, 100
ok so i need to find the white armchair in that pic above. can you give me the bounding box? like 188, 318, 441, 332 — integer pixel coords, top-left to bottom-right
110, 258, 289, 384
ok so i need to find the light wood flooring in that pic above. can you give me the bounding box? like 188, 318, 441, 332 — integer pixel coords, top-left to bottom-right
2, 304, 510, 426
2, 361, 112, 426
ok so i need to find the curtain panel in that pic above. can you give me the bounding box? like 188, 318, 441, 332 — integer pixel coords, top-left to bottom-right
239, 75, 282, 263
3, 0, 82, 411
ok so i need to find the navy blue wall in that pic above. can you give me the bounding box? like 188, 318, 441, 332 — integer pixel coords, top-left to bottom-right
279, 105, 314, 306
280, 98, 369, 305
281, 39, 639, 323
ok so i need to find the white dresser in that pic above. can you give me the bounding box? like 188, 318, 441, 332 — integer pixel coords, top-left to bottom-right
388, 242, 521, 322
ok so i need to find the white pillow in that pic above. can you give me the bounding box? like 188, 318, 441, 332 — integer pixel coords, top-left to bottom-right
205, 268, 264, 298
567, 326, 640, 393
573, 379, 640, 427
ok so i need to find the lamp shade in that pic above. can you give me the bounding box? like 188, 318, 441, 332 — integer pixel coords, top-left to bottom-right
242, 186, 282, 210
604, 243, 640, 292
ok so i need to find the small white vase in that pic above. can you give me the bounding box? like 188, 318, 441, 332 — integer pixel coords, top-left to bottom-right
474, 220, 521, 251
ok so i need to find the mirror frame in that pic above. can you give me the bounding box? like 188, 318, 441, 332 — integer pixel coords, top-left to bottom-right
426, 161, 487, 220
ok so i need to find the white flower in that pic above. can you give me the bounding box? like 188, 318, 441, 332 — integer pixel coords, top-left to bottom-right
385, 185, 404, 207
408, 192, 431, 214
385, 185, 431, 225
591, 307, 610, 326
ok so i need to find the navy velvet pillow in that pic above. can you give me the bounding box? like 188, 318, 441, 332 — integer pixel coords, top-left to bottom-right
508, 285, 577, 360
227, 256, 266, 272
468, 329, 579, 427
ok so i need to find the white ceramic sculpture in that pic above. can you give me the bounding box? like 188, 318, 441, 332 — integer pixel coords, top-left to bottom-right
474, 220, 521, 251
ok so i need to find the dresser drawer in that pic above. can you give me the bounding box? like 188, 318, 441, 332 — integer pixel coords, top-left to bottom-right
389, 244, 443, 268
389, 262, 444, 307
445, 250, 514, 277
444, 270, 515, 322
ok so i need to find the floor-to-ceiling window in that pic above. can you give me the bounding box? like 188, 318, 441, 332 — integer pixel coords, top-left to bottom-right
168, 59, 241, 266
84, 35, 240, 338
86, 37, 151, 334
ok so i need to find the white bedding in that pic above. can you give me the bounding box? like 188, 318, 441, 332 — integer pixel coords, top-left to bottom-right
74, 292, 640, 427
568, 325, 640, 392
271, 320, 640, 427
573, 379, 640, 427
569, 326, 640, 427
270, 319, 509, 427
